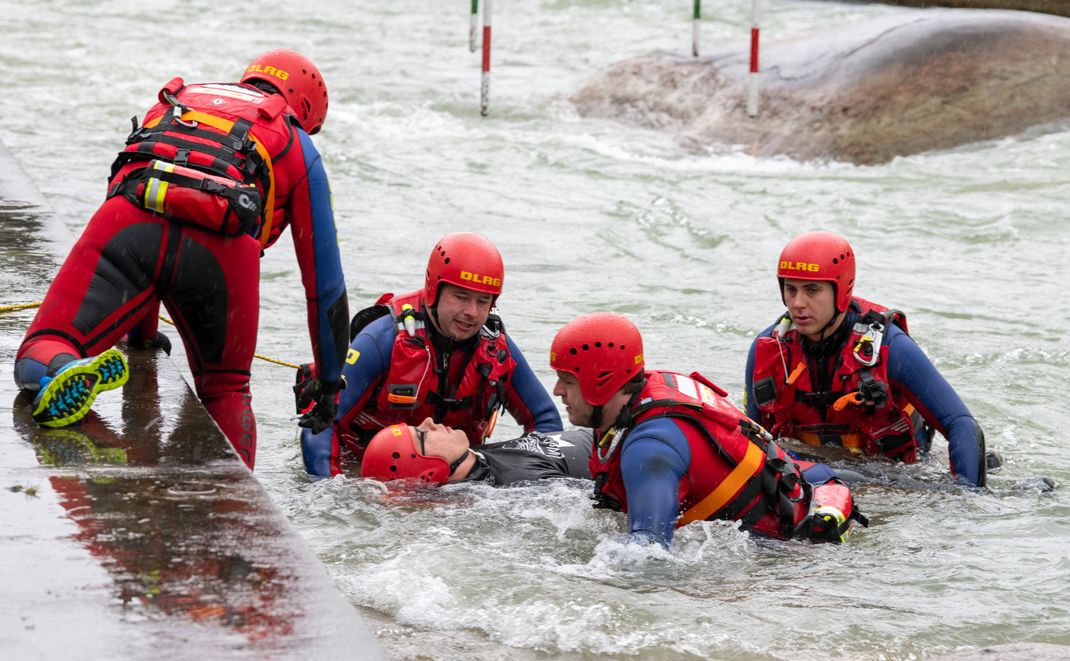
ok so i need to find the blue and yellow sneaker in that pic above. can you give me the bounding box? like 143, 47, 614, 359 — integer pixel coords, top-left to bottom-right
32, 349, 129, 428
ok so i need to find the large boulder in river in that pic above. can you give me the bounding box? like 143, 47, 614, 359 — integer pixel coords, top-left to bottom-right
570, 10, 1070, 164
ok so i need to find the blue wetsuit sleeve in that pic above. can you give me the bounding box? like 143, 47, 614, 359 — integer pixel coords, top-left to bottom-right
501, 334, 563, 433
335, 315, 394, 415
744, 324, 777, 421
885, 327, 986, 486
301, 426, 334, 478
291, 129, 348, 384
300, 315, 395, 477
619, 418, 691, 548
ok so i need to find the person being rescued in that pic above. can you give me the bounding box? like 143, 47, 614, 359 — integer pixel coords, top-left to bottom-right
549, 312, 866, 548
299, 232, 563, 477
744, 231, 988, 487
359, 419, 591, 485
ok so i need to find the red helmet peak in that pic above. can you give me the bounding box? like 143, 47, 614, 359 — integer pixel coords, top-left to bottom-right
550, 313, 645, 407
424, 233, 504, 307
359, 424, 451, 485
241, 49, 328, 135
777, 231, 856, 312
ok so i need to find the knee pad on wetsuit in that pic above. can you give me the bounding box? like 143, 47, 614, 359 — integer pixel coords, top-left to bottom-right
14, 353, 78, 392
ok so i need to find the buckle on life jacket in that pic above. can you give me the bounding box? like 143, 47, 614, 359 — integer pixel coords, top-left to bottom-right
852, 318, 885, 367
386, 384, 418, 408
856, 371, 888, 408
591, 472, 623, 511
830, 371, 888, 412
426, 391, 472, 411
126, 115, 148, 145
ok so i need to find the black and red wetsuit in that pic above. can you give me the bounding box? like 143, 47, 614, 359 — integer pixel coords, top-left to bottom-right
15, 79, 349, 469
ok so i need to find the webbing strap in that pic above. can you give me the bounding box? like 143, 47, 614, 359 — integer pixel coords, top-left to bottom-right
177, 110, 276, 247
678, 441, 765, 526
144, 110, 276, 247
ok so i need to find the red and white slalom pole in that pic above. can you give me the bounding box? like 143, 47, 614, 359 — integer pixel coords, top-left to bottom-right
692, 0, 701, 57
481, 0, 492, 116
469, 0, 479, 52
747, 0, 761, 117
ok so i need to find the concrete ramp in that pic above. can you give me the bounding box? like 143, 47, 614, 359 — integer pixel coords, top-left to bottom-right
0, 140, 383, 658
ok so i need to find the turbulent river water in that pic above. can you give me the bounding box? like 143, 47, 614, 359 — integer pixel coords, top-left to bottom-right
3, 1, 1069, 658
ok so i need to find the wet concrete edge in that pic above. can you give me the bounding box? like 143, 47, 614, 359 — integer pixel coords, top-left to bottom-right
0, 139, 384, 659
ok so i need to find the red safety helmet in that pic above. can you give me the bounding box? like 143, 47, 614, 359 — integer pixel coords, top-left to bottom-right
241, 49, 328, 135
777, 231, 856, 312
359, 424, 451, 485
424, 233, 504, 307
550, 313, 645, 407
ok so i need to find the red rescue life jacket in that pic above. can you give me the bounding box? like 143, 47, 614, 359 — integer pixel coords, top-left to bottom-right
107, 78, 296, 248
591, 370, 811, 539
750, 296, 924, 462
347, 290, 516, 449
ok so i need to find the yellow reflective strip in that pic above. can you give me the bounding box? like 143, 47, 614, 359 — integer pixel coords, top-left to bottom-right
144, 178, 168, 214
144, 161, 174, 214
678, 441, 765, 526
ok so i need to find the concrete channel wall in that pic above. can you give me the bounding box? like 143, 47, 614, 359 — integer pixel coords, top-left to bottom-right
0, 140, 383, 659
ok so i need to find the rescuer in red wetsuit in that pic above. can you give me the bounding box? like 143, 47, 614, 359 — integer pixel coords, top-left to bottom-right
14, 49, 350, 469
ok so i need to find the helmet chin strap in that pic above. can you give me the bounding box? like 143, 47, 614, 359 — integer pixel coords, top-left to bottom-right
426, 304, 450, 343
593, 390, 643, 463
815, 309, 842, 340
590, 405, 603, 431
446, 450, 472, 477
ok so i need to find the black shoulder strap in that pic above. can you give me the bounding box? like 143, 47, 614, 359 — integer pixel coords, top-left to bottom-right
349, 304, 392, 341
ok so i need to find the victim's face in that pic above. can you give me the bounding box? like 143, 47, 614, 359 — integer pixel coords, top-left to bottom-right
412, 417, 470, 458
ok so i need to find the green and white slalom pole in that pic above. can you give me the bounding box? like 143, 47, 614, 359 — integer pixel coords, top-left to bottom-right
747, 0, 762, 117
469, 0, 479, 52
693, 0, 701, 57
481, 0, 492, 116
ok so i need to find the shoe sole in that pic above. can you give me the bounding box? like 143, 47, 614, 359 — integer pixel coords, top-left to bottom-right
32, 349, 129, 428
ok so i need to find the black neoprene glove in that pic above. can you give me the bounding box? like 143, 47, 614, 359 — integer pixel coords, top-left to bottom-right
295, 377, 345, 433
128, 330, 172, 355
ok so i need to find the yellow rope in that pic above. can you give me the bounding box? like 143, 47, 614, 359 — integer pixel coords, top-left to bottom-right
3, 301, 300, 370
251, 354, 302, 370
0, 301, 43, 312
